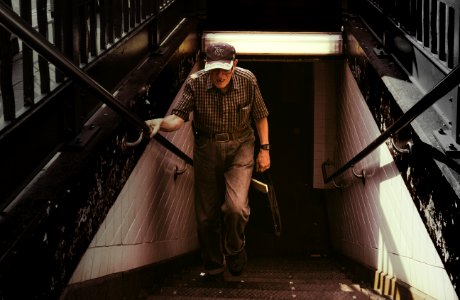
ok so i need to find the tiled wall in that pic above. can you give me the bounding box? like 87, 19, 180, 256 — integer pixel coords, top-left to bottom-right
312, 60, 339, 189
325, 63, 457, 300
68, 74, 199, 284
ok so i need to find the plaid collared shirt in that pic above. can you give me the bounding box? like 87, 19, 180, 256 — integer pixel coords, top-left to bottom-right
172, 67, 269, 134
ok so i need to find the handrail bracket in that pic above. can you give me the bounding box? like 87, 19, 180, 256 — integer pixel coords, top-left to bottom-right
433, 128, 460, 158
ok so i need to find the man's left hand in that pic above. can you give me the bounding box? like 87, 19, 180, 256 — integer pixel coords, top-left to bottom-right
256, 150, 270, 173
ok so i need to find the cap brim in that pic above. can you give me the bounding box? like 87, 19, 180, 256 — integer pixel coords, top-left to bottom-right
204, 60, 233, 71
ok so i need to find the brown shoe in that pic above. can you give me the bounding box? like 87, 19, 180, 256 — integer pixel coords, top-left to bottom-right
227, 249, 247, 276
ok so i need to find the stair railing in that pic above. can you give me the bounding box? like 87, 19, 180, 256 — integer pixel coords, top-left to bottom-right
0, 1, 193, 166
323, 62, 460, 184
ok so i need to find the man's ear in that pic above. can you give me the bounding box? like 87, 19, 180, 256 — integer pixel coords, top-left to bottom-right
234, 59, 238, 67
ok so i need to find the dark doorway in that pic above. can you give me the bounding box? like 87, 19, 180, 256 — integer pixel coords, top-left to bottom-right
240, 60, 329, 256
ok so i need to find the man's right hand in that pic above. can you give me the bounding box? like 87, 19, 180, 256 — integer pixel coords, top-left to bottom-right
145, 118, 163, 138
145, 114, 185, 138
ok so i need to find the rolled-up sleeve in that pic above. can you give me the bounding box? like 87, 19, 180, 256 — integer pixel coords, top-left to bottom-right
251, 81, 269, 121
171, 78, 195, 121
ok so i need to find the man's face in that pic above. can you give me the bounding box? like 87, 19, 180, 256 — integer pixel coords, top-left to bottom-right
209, 60, 237, 92
209, 68, 233, 90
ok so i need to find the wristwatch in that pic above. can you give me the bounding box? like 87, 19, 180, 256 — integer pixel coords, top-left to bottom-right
260, 144, 270, 151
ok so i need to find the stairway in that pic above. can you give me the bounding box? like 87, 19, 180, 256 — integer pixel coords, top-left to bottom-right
135, 254, 389, 300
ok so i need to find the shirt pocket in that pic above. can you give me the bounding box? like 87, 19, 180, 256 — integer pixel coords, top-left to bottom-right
238, 104, 251, 126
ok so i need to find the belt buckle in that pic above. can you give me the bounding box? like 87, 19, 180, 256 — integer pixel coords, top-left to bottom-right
215, 133, 230, 142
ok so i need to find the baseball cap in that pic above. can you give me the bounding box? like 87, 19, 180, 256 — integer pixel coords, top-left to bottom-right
204, 42, 235, 71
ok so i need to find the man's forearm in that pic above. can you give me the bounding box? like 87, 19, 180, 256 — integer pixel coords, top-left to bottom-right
160, 114, 184, 132
146, 114, 184, 138
255, 118, 269, 145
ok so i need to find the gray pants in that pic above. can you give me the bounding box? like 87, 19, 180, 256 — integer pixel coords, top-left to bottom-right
193, 129, 255, 274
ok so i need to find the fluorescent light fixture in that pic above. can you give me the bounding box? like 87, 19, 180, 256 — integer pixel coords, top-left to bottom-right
203, 31, 343, 56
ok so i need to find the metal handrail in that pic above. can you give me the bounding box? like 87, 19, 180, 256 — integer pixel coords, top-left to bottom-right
0, 1, 193, 166
324, 63, 460, 184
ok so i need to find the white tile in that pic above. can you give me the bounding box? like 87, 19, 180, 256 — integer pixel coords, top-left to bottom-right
90, 247, 105, 279
110, 196, 123, 245
80, 248, 94, 282
107, 245, 123, 274
122, 244, 140, 271
68, 251, 87, 283
96, 246, 109, 279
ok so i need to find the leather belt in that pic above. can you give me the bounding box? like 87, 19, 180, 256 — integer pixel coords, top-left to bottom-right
196, 128, 251, 142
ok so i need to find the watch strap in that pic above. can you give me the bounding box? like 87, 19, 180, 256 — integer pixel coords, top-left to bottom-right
260, 144, 270, 150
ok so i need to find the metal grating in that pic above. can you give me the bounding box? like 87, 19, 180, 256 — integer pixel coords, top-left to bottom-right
141, 256, 389, 300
